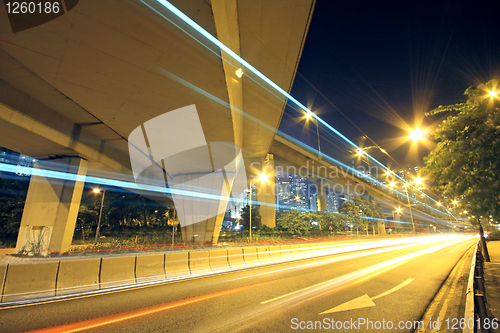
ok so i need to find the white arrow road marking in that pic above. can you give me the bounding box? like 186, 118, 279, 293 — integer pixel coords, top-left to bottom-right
319, 278, 415, 315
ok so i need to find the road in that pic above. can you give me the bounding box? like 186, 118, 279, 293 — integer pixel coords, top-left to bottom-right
0, 235, 477, 333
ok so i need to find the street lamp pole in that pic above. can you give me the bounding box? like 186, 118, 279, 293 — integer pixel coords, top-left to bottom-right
315, 118, 321, 159
404, 185, 416, 233
249, 186, 253, 242
94, 188, 106, 245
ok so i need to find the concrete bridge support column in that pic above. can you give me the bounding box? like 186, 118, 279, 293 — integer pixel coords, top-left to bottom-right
256, 154, 275, 227
317, 180, 327, 211
15, 157, 88, 255
378, 221, 386, 235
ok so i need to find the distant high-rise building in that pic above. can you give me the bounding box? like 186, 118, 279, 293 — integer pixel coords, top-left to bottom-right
309, 194, 317, 212
275, 169, 315, 212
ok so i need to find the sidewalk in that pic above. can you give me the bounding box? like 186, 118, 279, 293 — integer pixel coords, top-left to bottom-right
417, 240, 500, 333
484, 240, 500, 323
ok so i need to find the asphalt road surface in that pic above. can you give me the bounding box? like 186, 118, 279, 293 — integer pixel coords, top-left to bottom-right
0, 235, 477, 333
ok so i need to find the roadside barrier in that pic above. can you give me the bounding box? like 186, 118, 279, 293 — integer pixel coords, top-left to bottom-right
464, 240, 492, 333
0, 240, 369, 304
135, 253, 166, 282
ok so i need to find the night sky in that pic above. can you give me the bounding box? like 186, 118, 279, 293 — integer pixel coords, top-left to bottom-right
280, 0, 500, 168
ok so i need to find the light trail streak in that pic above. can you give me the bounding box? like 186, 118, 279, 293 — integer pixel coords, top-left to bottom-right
1, 236, 464, 309
260, 236, 472, 305
20, 236, 473, 333
24, 282, 269, 333
0, 160, 462, 227
147, 1, 455, 212
134, 0, 464, 224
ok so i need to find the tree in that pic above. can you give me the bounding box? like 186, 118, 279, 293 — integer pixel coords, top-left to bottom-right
276, 210, 311, 236
424, 79, 499, 260
0, 172, 29, 245
239, 204, 261, 231
339, 200, 361, 234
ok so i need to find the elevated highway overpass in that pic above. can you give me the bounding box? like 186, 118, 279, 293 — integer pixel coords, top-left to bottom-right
0, 0, 316, 252
0, 0, 459, 255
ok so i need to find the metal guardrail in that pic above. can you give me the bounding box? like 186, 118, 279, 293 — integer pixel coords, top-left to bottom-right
464, 240, 492, 333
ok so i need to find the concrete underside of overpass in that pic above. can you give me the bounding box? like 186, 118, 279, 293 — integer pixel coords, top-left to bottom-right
0, 0, 316, 252
269, 134, 453, 230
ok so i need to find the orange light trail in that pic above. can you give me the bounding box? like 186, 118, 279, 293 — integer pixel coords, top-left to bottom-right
26, 282, 266, 333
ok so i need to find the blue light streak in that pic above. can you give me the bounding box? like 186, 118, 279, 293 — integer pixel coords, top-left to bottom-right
147, 0, 463, 223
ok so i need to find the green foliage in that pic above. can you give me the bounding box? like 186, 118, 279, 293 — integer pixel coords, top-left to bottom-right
0, 172, 29, 244
487, 230, 500, 241
238, 204, 261, 230
276, 210, 312, 236
77, 188, 171, 236
339, 196, 384, 234
424, 80, 500, 219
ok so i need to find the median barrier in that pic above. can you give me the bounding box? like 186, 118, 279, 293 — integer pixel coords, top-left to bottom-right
0, 264, 7, 302
56, 258, 100, 296
280, 245, 292, 256
209, 249, 229, 270
2, 261, 59, 303
100, 256, 136, 289
310, 243, 323, 251
269, 245, 281, 259
289, 244, 301, 255
165, 252, 190, 277
227, 248, 245, 268
189, 251, 211, 274
299, 244, 311, 252
256, 246, 272, 262
243, 247, 259, 265
136, 254, 166, 282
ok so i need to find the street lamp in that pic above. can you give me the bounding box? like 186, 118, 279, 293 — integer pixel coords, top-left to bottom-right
408, 127, 425, 143
93, 187, 106, 245
392, 207, 402, 221
305, 111, 321, 159
414, 177, 423, 186
403, 183, 416, 233
489, 91, 497, 98
249, 173, 269, 241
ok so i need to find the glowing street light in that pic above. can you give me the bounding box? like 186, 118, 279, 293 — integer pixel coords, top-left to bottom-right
385, 170, 391, 176
93, 187, 106, 245
304, 111, 321, 158
389, 181, 396, 187
408, 127, 425, 143
235, 68, 244, 78
414, 177, 423, 186
357, 150, 364, 157
436, 202, 442, 206
452, 200, 458, 205
489, 91, 498, 98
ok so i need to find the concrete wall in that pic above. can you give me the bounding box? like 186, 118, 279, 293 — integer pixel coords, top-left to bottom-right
0, 240, 343, 303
